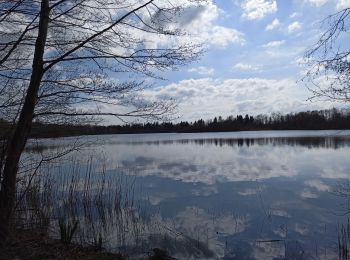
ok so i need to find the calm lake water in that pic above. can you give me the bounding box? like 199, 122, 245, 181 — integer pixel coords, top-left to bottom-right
26, 130, 350, 259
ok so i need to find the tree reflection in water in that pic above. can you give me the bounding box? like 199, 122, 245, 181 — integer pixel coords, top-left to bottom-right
18, 131, 350, 259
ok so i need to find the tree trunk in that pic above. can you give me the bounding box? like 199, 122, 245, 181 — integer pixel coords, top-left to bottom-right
0, 0, 49, 245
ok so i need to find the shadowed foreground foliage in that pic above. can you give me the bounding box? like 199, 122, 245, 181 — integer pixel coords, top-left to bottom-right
0, 229, 124, 260
1, 231, 176, 260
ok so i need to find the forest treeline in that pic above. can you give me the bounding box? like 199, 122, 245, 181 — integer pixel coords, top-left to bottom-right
1, 108, 349, 138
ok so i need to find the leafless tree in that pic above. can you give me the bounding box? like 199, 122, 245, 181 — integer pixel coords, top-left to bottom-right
0, 0, 203, 243
304, 7, 350, 102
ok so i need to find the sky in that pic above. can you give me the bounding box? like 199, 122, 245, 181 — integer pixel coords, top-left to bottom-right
125, 0, 350, 123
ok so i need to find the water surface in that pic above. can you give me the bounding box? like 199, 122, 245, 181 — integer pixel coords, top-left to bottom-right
27, 130, 350, 259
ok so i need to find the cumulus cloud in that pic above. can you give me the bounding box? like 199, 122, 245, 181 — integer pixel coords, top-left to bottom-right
241, 0, 278, 20
142, 0, 245, 48
294, 56, 310, 65
208, 26, 246, 47
262, 40, 286, 48
304, 0, 329, 6
233, 63, 262, 71
337, 0, 350, 9
288, 21, 302, 33
188, 66, 215, 76
289, 12, 300, 18
265, 18, 281, 31
142, 77, 318, 122
301, 0, 349, 9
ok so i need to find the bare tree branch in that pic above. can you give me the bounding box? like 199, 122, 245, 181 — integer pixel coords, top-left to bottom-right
304, 8, 350, 102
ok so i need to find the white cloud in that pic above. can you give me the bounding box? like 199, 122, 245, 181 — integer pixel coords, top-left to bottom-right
262, 40, 286, 48
188, 66, 215, 75
142, 1, 245, 48
304, 0, 328, 6
142, 77, 323, 122
208, 25, 245, 47
289, 12, 300, 18
233, 63, 262, 71
139, 77, 341, 124
294, 56, 309, 65
287, 21, 302, 33
337, 0, 350, 9
266, 18, 281, 31
241, 0, 278, 20
302, 0, 349, 9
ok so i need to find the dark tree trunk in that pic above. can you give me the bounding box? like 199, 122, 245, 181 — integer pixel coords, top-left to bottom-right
0, 0, 49, 244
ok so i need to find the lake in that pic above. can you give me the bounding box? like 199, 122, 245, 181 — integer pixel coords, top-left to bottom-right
25, 130, 350, 259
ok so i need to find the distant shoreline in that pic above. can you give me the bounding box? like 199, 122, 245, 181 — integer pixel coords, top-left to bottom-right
7, 128, 350, 140
2, 108, 350, 139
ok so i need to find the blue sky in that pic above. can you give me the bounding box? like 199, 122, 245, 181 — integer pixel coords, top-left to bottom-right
122, 0, 350, 122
